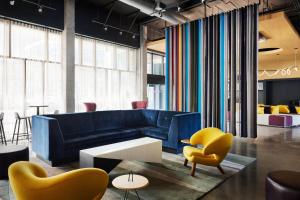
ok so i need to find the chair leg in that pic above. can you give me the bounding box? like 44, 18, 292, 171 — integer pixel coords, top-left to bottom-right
25, 119, 29, 141
28, 118, 32, 132
16, 120, 20, 145
184, 159, 188, 167
12, 119, 17, 144
191, 162, 196, 176
217, 165, 225, 174
1, 121, 6, 145
0, 124, 3, 144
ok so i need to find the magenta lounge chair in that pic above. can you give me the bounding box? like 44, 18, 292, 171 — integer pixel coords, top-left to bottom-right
132, 101, 148, 109
83, 102, 97, 112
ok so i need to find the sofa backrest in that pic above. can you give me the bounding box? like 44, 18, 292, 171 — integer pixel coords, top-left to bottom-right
142, 110, 159, 126
157, 111, 183, 128
47, 112, 95, 135
120, 110, 147, 128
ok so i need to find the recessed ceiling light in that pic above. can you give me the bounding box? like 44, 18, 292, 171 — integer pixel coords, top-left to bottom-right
119, 31, 123, 35
132, 34, 136, 39
104, 26, 108, 31
9, 0, 15, 6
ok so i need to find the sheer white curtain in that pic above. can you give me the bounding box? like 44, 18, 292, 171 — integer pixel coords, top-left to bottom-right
0, 19, 64, 138
75, 37, 140, 112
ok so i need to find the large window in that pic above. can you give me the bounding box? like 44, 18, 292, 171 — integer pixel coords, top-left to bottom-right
75, 37, 139, 112
0, 19, 63, 136
147, 52, 165, 110
0, 18, 140, 138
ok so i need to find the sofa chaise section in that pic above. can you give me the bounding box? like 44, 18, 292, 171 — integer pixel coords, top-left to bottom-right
32, 110, 200, 166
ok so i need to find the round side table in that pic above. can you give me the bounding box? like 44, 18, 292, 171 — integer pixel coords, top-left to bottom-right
0, 145, 29, 179
112, 173, 149, 200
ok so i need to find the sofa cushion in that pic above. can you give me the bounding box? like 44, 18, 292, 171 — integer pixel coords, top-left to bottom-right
49, 113, 95, 136
142, 110, 159, 126
157, 111, 181, 128
65, 127, 143, 146
143, 127, 169, 140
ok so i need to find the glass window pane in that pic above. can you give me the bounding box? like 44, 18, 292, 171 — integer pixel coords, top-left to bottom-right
95, 68, 107, 109
153, 54, 164, 75
96, 42, 113, 69
116, 46, 128, 70
48, 31, 61, 62
147, 85, 155, 109
120, 71, 136, 109
147, 53, 152, 74
75, 66, 95, 111
2, 59, 25, 134
45, 63, 63, 113
82, 39, 95, 66
26, 60, 44, 115
107, 70, 120, 109
129, 49, 136, 71
0, 20, 9, 56
75, 37, 81, 65
11, 23, 46, 60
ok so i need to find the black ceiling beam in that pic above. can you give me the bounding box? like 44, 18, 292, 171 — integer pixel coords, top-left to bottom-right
125, 10, 140, 18
104, 1, 117, 25
128, 12, 140, 31
103, 0, 117, 8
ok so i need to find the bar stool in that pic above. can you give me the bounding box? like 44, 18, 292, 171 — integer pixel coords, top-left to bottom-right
0, 112, 7, 145
12, 112, 31, 145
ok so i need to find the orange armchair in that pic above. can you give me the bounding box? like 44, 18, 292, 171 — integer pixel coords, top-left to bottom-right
183, 127, 233, 176
9, 161, 109, 200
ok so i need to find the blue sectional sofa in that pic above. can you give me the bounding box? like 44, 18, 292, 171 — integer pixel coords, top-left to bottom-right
32, 109, 200, 166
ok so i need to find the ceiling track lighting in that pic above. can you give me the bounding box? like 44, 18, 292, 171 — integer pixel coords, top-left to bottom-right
9, 0, 15, 6
92, 19, 139, 39
38, 5, 43, 13
21, 0, 56, 12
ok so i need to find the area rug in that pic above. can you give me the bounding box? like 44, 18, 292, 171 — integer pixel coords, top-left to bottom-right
0, 153, 255, 200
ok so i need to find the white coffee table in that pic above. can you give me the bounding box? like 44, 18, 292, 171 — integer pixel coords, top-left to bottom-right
80, 137, 162, 173
112, 173, 149, 200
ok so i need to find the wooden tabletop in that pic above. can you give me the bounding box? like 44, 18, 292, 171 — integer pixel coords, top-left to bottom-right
112, 174, 149, 190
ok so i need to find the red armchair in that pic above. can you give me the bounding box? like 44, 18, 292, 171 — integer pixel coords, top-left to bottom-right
132, 101, 148, 109
84, 102, 97, 112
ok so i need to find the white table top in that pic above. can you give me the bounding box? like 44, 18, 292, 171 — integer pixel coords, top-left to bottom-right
80, 137, 161, 156
112, 174, 149, 190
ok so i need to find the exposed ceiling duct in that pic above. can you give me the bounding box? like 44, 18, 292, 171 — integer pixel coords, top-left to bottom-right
118, 0, 189, 25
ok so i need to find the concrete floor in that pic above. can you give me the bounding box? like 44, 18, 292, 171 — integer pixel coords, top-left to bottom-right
201, 125, 300, 200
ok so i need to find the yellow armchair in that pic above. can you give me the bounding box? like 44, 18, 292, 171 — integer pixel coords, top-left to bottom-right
183, 127, 233, 176
9, 161, 109, 200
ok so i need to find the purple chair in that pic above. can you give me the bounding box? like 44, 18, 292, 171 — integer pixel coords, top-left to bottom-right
83, 102, 97, 112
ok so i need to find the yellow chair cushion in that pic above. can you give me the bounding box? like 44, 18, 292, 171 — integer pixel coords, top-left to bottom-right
9, 161, 109, 200
296, 106, 300, 114
258, 104, 264, 107
258, 107, 264, 114
271, 106, 280, 114
279, 105, 290, 114
183, 128, 233, 167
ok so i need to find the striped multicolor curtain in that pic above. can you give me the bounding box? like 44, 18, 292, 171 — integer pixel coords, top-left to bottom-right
165, 5, 258, 138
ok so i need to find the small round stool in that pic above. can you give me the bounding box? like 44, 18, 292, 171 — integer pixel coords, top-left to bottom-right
0, 145, 29, 179
266, 170, 300, 200
112, 173, 149, 200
